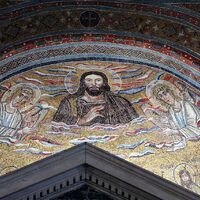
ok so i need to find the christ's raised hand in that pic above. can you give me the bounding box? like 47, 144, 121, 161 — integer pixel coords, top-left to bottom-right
77, 105, 104, 125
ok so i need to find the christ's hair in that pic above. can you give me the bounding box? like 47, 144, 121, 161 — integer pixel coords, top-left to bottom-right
76, 71, 111, 96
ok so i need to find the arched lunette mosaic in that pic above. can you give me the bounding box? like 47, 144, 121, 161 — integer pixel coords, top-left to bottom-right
0, 0, 199, 196
0, 44, 200, 195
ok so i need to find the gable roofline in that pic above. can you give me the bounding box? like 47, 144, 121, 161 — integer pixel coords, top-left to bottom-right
0, 143, 199, 200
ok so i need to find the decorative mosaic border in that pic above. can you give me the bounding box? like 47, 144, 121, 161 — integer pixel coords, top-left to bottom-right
0, 2, 200, 54
0, 42, 199, 91
1, 34, 200, 61
1, 1, 200, 27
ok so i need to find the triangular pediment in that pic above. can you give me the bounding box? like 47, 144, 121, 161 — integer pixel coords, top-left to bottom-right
0, 143, 200, 200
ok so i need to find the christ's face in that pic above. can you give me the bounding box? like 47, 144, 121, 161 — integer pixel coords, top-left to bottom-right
84, 74, 104, 96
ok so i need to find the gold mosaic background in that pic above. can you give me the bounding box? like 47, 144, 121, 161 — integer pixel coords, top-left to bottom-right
0, 61, 200, 194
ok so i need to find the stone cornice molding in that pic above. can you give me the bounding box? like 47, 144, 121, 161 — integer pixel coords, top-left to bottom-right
0, 143, 199, 200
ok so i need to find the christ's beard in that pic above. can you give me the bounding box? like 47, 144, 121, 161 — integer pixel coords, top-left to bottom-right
86, 87, 103, 96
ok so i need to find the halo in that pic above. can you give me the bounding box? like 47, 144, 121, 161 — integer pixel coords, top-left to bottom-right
2, 83, 41, 112
173, 163, 196, 185
64, 64, 122, 94
146, 80, 182, 110
64, 70, 78, 94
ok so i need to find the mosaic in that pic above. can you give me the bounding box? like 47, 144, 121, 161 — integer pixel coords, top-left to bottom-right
1, 42, 199, 91
0, 61, 200, 194
0, 0, 200, 195
1, 1, 199, 27
1, 2, 200, 54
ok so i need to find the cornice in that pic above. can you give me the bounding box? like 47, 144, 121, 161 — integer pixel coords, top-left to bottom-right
0, 143, 199, 200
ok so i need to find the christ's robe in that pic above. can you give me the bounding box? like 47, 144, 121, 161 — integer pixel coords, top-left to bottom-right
53, 92, 139, 125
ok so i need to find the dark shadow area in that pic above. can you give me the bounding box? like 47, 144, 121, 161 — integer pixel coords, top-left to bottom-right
51, 185, 115, 200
